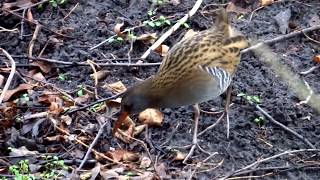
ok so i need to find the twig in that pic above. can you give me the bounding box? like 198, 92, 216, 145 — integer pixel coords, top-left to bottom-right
20, 9, 27, 40
188, 152, 219, 180
66, 92, 124, 114
197, 112, 224, 137
255, 104, 316, 149
77, 121, 109, 170
28, 56, 161, 67
28, 23, 42, 58
10, 0, 49, 12
0, 26, 18, 33
219, 149, 320, 180
140, 0, 203, 59
63, 2, 79, 20
0, 48, 16, 105
300, 65, 320, 75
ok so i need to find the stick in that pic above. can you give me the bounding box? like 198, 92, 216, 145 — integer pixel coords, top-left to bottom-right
140, 0, 203, 59
0, 48, 16, 105
255, 104, 316, 149
77, 121, 109, 170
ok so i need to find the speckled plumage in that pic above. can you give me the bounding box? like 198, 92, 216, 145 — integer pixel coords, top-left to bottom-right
114, 9, 248, 133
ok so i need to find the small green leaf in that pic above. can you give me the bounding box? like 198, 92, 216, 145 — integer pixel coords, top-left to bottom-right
58, 73, 66, 81
147, 21, 155, 27
252, 96, 261, 103
116, 36, 124, 42
164, 20, 171, 25
183, 22, 190, 28
155, 21, 162, 27
147, 10, 153, 16
237, 93, 246, 97
77, 89, 84, 97
159, 15, 166, 21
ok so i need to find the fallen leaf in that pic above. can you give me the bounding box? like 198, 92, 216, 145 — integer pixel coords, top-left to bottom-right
30, 60, 52, 73
45, 135, 67, 142
155, 163, 169, 179
115, 124, 135, 143
100, 167, 125, 180
89, 163, 101, 180
114, 23, 125, 37
103, 81, 127, 94
106, 149, 139, 162
172, 150, 186, 161
74, 93, 91, 104
9, 146, 38, 156
155, 44, 169, 57
313, 55, 320, 64
90, 70, 110, 81
260, 0, 274, 6
2, 83, 33, 102
274, 9, 291, 34
26, 8, 33, 21
38, 92, 64, 115
139, 156, 152, 169
32, 72, 46, 82
61, 115, 72, 125
136, 33, 157, 43
226, 2, 251, 14
138, 108, 163, 127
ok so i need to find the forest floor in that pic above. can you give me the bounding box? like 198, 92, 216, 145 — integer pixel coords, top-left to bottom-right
0, 0, 320, 179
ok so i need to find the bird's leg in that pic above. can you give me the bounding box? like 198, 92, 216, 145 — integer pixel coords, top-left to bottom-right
224, 85, 232, 139
183, 103, 200, 163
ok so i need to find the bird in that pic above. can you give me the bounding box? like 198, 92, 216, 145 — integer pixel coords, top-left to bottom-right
113, 8, 248, 161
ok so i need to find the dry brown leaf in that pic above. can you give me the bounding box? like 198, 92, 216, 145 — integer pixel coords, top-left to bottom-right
90, 70, 110, 81
155, 163, 168, 179
103, 81, 127, 94
32, 72, 46, 82
45, 135, 67, 142
115, 124, 135, 143
74, 93, 91, 104
155, 44, 169, 57
0, 74, 4, 87
172, 150, 186, 161
100, 167, 124, 179
2, 83, 33, 102
26, 8, 33, 21
38, 92, 64, 115
30, 60, 52, 73
138, 108, 163, 127
60, 115, 72, 125
313, 55, 320, 64
9, 146, 38, 156
226, 2, 251, 14
106, 149, 139, 162
139, 156, 152, 169
308, 14, 320, 27
136, 33, 157, 43
260, 0, 274, 6
114, 23, 125, 37
106, 97, 122, 108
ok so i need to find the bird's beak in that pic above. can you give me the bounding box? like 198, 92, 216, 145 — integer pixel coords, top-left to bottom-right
112, 111, 128, 136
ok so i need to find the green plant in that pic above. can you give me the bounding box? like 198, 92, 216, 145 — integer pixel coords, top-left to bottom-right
76, 85, 84, 97
9, 160, 35, 180
58, 74, 66, 81
40, 155, 68, 179
144, 15, 171, 28
237, 93, 261, 104
254, 116, 264, 126
89, 102, 104, 112
149, 0, 168, 5
49, 0, 67, 8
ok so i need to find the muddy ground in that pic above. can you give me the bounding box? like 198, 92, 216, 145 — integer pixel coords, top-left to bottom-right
0, 0, 320, 179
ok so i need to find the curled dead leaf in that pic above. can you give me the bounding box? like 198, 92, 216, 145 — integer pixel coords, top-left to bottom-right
30, 61, 52, 73
136, 33, 157, 43
226, 2, 251, 14
155, 44, 169, 57
106, 149, 139, 162
32, 72, 46, 82
138, 108, 163, 127
114, 124, 135, 143
114, 23, 125, 37
60, 115, 72, 125
103, 81, 127, 94
313, 55, 320, 64
2, 83, 33, 102
133, 124, 146, 136
9, 146, 38, 156
172, 150, 186, 161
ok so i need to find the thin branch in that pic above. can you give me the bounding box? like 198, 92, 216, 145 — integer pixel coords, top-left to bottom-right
77, 121, 109, 170
0, 48, 16, 105
255, 104, 316, 149
140, 0, 203, 59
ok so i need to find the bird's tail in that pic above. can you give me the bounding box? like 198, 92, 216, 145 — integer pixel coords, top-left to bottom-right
215, 8, 230, 37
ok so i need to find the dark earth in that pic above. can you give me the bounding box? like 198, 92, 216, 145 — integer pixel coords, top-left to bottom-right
1, 0, 320, 179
